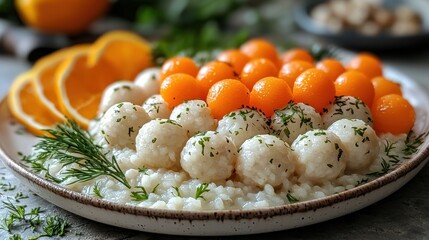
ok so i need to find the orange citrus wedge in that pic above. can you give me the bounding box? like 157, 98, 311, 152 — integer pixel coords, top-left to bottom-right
88, 30, 153, 80
32, 44, 90, 120
8, 71, 61, 135
56, 51, 120, 128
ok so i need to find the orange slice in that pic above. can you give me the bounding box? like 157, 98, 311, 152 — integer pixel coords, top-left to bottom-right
88, 30, 153, 80
7, 71, 61, 135
32, 44, 90, 120
56, 51, 120, 128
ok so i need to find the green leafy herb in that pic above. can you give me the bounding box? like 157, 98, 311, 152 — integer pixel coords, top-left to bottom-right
357, 178, 369, 186
25, 119, 130, 188
0, 191, 70, 238
130, 186, 149, 201
8, 234, 22, 240
29, 216, 70, 240
92, 182, 103, 198
195, 183, 210, 200
198, 137, 211, 155
138, 166, 149, 175
131, 184, 159, 202
310, 44, 338, 61
159, 119, 182, 127
286, 192, 299, 203
172, 186, 182, 197
404, 131, 427, 157
367, 159, 391, 177
0, 182, 16, 192
13, 192, 29, 202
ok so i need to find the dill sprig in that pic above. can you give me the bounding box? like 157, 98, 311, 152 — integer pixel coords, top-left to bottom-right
404, 130, 427, 157
130, 184, 159, 202
29, 216, 70, 240
172, 186, 182, 197
28, 119, 130, 189
286, 192, 299, 203
195, 183, 210, 200
92, 182, 103, 199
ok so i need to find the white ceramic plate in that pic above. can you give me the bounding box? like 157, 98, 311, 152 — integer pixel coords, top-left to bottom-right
0, 66, 429, 236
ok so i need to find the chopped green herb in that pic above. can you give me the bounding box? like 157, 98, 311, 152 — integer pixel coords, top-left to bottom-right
197, 136, 211, 155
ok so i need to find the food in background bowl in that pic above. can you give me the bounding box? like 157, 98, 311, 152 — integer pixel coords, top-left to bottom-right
310, 0, 423, 36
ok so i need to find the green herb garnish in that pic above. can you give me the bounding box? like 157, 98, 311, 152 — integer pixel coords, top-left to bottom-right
195, 183, 210, 200
286, 192, 299, 203
25, 119, 130, 188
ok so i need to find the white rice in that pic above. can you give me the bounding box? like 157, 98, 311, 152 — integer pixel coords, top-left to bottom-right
38, 105, 417, 211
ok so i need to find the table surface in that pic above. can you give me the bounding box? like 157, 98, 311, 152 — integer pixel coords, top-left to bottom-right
0, 47, 428, 240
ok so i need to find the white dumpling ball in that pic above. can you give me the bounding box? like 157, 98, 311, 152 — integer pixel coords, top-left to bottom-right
170, 100, 216, 136
292, 129, 347, 183
134, 67, 161, 99
99, 102, 150, 149
180, 131, 237, 182
142, 94, 172, 119
217, 108, 270, 148
236, 134, 296, 188
322, 96, 373, 127
328, 119, 379, 173
135, 119, 188, 170
271, 103, 324, 145
98, 81, 146, 115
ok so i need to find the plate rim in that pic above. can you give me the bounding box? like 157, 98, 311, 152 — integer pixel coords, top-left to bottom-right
1, 71, 429, 221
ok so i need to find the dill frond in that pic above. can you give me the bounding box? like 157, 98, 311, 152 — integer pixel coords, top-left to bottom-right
29, 119, 130, 189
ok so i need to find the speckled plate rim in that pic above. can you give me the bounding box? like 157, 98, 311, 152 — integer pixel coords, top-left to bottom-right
0, 66, 429, 223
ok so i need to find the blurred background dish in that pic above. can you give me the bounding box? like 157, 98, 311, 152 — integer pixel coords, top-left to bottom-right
295, 0, 429, 50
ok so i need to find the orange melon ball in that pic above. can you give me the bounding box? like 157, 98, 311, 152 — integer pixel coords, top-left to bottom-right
217, 49, 250, 74
335, 70, 375, 106
160, 57, 199, 82
371, 76, 402, 101
347, 53, 383, 79
372, 94, 415, 135
240, 38, 279, 64
160, 73, 203, 108
196, 61, 237, 97
240, 58, 278, 90
293, 68, 335, 113
281, 48, 314, 64
278, 60, 315, 89
249, 77, 293, 117
316, 58, 346, 82
206, 79, 250, 119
